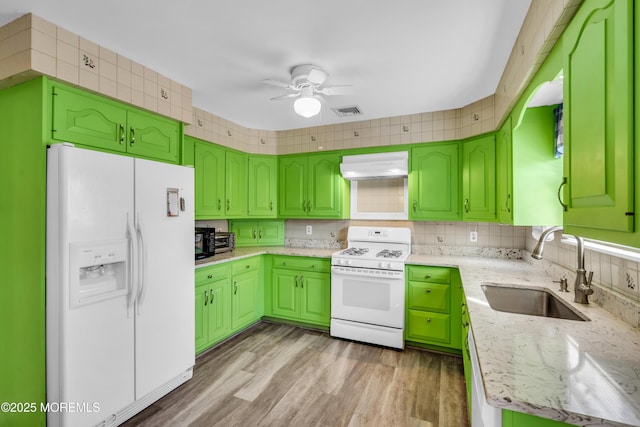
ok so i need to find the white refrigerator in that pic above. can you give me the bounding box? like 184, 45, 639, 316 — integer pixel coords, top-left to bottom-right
46, 143, 195, 427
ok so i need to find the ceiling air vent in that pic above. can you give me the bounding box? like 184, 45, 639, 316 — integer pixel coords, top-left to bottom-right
332, 105, 363, 117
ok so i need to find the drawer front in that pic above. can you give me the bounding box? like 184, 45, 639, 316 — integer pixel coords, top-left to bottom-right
231, 256, 260, 276
271, 256, 330, 273
407, 265, 451, 283
195, 264, 230, 286
407, 310, 451, 344
408, 281, 450, 313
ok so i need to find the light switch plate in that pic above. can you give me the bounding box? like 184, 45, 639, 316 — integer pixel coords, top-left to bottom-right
306, 225, 312, 235
470, 231, 478, 242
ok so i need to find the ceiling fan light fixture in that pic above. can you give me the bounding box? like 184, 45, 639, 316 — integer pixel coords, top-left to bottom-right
294, 96, 321, 118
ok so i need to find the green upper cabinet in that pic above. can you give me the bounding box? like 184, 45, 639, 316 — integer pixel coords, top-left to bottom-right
52, 84, 127, 152
230, 220, 284, 246
496, 118, 513, 224
192, 138, 250, 219
499, 33, 564, 227
126, 109, 181, 162
248, 155, 277, 217
410, 141, 460, 220
279, 155, 307, 217
279, 152, 347, 218
563, 0, 635, 239
51, 82, 180, 163
225, 150, 248, 217
194, 140, 225, 219
462, 134, 496, 221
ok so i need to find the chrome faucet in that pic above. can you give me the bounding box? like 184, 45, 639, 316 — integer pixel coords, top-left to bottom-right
531, 226, 594, 304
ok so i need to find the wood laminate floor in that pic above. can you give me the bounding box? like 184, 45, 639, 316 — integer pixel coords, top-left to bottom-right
123, 323, 469, 427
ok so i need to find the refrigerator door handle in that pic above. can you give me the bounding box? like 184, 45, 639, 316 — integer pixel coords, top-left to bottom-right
126, 212, 138, 316
136, 213, 148, 314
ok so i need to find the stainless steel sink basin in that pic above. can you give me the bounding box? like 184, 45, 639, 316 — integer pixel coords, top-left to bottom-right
481, 283, 590, 321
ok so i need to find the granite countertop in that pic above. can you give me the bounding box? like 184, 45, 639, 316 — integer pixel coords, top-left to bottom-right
195, 248, 640, 426
194, 246, 336, 268
407, 254, 640, 427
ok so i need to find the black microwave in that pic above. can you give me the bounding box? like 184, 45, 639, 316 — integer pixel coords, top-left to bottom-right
195, 228, 235, 259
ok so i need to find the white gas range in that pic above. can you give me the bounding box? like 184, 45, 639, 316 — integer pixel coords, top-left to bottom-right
330, 226, 411, 349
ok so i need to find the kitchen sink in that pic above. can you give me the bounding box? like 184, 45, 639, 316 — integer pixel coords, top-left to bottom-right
481, 283, 590, 321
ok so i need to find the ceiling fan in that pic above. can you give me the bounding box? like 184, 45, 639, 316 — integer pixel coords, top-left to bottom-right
263, 64, 353, 118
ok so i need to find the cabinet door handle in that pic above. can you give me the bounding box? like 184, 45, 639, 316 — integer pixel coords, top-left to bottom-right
413, 200, 417, 211
227, 199, 230, 211
425, 288, 431, 294
210, 289, 214, 304
233, 281, 237, 295
259, 229, 262, 240
308, 200, 312, 212
295, 275, 299, 288
302, 200, 307, 211
204, 290, 208, 306
505, 194, 511, 213
426, 318, 431, 324
300, 276, 304, 288
253, 228, 257, 239
558, 177, 568, 212
270, 201, 273, 211
245, 264, 250, 269
130, 127, 135, 146
217, 198, 222, 211
207, 274, 213, 279
119, 124, 125, 144
464, 198, 469, 213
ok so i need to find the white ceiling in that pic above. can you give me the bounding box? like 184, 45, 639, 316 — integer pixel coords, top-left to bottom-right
0, 0, 532, 131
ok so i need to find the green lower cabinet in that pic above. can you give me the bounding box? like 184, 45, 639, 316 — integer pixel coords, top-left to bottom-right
461, 291, 472, 424
407, 310, 451, 343
405, 265, 461, 351
195, 263, 232, 354
195, 278, 231, 353
230, 220, 285, 246
231, 257, 262, 330
195, 257, 262, 354
232, 271, 260, 329
269, 256, 331, 327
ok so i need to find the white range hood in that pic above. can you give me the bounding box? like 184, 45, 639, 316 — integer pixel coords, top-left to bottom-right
340, 151, 408, 180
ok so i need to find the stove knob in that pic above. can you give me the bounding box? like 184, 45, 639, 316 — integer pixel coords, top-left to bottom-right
338, 259, 344, 265
378, 262, 384, 268
346, 259, 352, 266
387, 262, 392, 269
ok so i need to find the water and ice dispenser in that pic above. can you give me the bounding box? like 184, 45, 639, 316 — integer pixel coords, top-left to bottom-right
69, 240, 128, 308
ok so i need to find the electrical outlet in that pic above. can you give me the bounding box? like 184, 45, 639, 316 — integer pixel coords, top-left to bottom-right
470, 231, 478, 242
306, 225, 312, 235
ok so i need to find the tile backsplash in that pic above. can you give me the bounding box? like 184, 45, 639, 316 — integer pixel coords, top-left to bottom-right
284, 219, 526, 257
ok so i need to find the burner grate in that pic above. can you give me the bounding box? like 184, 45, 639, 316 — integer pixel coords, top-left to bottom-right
376, 249, 403, 259
339, 247, 370, 256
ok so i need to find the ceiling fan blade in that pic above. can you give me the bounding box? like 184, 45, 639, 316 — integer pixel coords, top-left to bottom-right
262, 79, 296, 90
318, 85, 354, 96
270, 93, 300, 101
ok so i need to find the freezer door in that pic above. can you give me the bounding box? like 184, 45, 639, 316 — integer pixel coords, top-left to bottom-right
46, 144, 135, 427
133, 158, 195, 399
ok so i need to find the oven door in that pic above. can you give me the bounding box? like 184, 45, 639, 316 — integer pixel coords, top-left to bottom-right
331, 265, 405, 328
